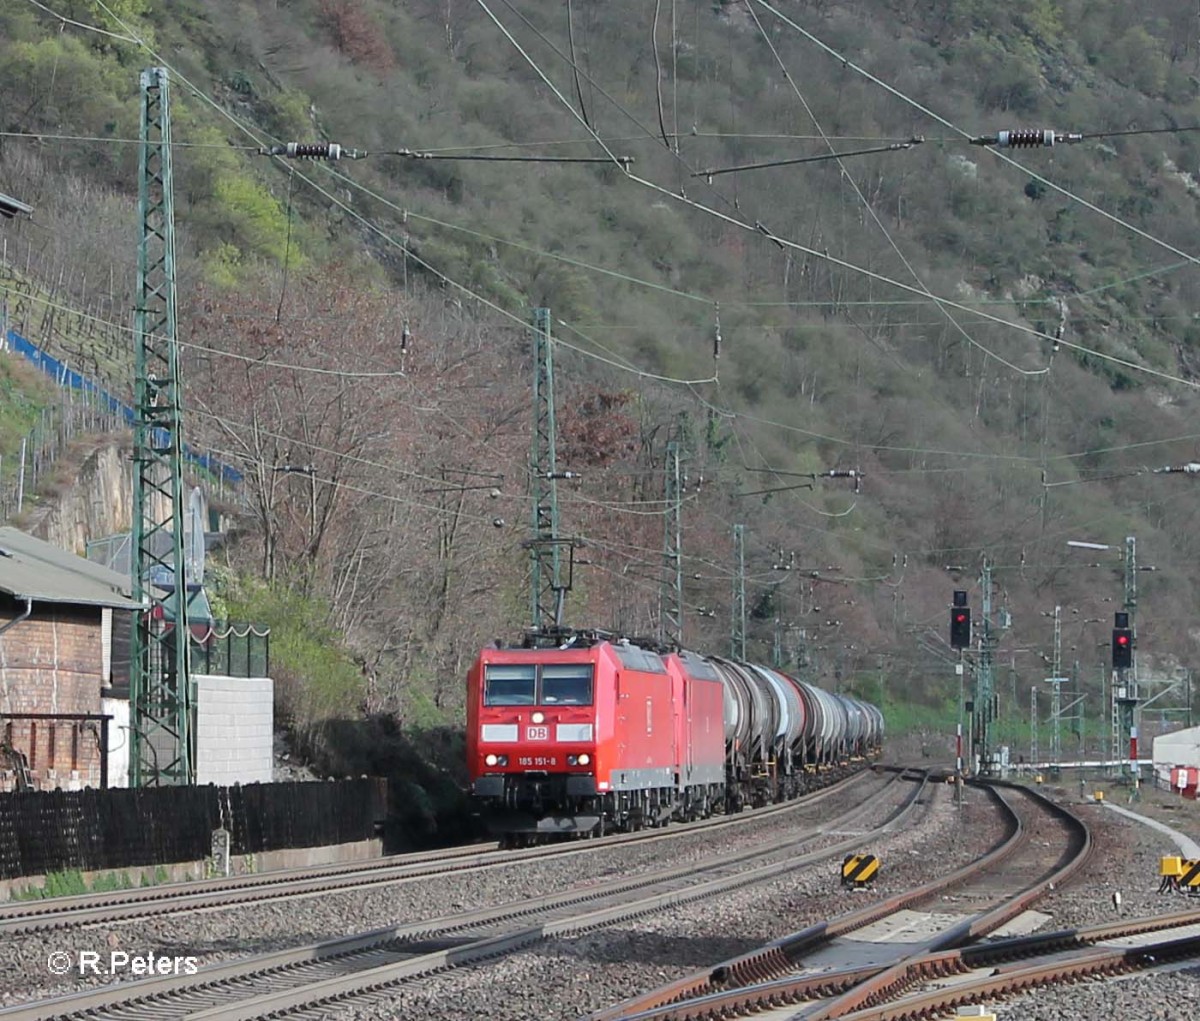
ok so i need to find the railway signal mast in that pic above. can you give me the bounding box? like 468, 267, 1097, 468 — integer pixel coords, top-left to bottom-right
1115, 535, 1142, 786
975, 560, 999, 775
950, 590, 970, 776
1068, 537, 1143, 782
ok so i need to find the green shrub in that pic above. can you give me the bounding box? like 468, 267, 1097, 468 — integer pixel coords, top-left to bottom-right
222, 576, 366, 728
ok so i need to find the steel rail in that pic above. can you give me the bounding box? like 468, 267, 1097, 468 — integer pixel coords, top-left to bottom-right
588, 778, 1090, 1021
0, 771, 922, 1021
0, 766, 884, 936
806, 779, 1092, 1019
838, 927, 1200, 1020
183, 771, 930, 1021
589, 912, 1200, 1021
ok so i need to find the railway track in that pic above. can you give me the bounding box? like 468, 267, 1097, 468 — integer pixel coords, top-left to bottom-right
0, 770, 928, 1020
831, 909, 1200, 1020
586, 777, 1094, 1021
0, 766, 884, 937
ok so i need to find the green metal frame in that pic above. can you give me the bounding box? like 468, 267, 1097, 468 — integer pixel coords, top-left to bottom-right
731, 523, 746, 659
660, 440, 682, 646
130, 66, 192, 786
973, 558, 1001, 773
529, 307, 562, 640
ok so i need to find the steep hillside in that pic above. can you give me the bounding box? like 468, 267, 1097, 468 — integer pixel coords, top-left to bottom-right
2, 0, 1199, 748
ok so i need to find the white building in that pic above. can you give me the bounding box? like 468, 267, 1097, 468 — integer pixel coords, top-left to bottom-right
1152, 725, 1200, 796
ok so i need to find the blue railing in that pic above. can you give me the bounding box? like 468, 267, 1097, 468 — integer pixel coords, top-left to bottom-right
2, 327, 241, 485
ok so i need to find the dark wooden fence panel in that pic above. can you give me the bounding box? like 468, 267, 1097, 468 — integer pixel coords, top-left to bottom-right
0, 779, 386, 879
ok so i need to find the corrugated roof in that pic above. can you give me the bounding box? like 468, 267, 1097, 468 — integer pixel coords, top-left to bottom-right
0, 527, 143, 610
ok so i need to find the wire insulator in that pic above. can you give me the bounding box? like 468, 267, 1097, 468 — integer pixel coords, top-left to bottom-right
997, 130, 1055, 148
260, 142, 364, 160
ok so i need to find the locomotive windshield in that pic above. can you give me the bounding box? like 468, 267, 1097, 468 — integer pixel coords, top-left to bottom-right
484, 664, 537, 705
482, 663, 593, 706
541, 664, 593, 705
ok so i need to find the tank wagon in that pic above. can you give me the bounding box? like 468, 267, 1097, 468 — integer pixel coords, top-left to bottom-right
466, 632, 883, 838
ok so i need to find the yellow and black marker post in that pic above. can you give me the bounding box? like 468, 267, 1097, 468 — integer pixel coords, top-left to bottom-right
841, 853, 880, 888
1159, 856, 1183, 894
1179, 858, 1200, 894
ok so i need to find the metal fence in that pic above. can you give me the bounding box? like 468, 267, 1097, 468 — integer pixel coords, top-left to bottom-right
190, 622, 271, 678
2, 236, 243, 521
0, 386, 126, 523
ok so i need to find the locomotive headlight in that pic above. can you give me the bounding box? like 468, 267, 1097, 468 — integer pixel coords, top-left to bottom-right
485, 754, 499, 767
578, 753, 590, 766
497, 755, 509, 766
567, 755, 578, 766
531, 711, 545, 724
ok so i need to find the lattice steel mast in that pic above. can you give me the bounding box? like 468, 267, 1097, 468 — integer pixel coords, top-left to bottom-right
1116, 535, 1141, 778
660, 440, 683, 646
731, 524, 746, 659
528, 307, 563, 640
975, 558, 996, 772
130, 67, 192, 785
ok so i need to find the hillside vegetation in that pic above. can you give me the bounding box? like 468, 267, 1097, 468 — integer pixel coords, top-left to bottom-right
2, 0, 1200, 759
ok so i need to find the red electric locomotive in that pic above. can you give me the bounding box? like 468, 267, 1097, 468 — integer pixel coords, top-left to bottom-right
466, 635, 724, 837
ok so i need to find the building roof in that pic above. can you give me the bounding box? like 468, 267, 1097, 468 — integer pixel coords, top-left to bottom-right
0, 527, 143, 610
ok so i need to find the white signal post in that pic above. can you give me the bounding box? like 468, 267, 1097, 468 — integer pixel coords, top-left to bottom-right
956, 659, 965, 775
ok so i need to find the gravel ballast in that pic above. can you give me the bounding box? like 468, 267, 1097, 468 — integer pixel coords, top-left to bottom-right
0, 773, 901, 1006
10, 772, 1197, 1020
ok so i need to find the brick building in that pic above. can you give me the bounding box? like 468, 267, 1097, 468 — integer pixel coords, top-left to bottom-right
0, 527, 140, 792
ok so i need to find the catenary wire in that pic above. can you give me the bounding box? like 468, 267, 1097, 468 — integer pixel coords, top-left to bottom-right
480, 0, 1200, 389
742, 2, 1049, 379
749, 0, 1200, 311
22, 0, 1200, 592
46, 0, 1200, 389
23, 0, 139, 42
11, 258, 1196, 472
74, 0, 1200, 465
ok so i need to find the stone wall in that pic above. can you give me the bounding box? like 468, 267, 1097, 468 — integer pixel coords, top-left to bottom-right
25, 441, 133, 555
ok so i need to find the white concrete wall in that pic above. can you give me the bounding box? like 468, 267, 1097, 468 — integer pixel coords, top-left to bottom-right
1153, 726, 1200, 771
194, 674, 273, 786
100, 696, 129, 788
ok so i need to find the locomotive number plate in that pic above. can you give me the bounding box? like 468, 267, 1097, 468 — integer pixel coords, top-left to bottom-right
517, 756, 558, 767
526, 725, 550, 741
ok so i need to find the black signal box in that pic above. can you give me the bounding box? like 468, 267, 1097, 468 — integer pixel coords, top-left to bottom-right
950, 591, 971, 649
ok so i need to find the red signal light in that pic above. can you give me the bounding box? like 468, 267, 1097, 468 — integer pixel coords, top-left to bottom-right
1112, 626, 1133, 668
